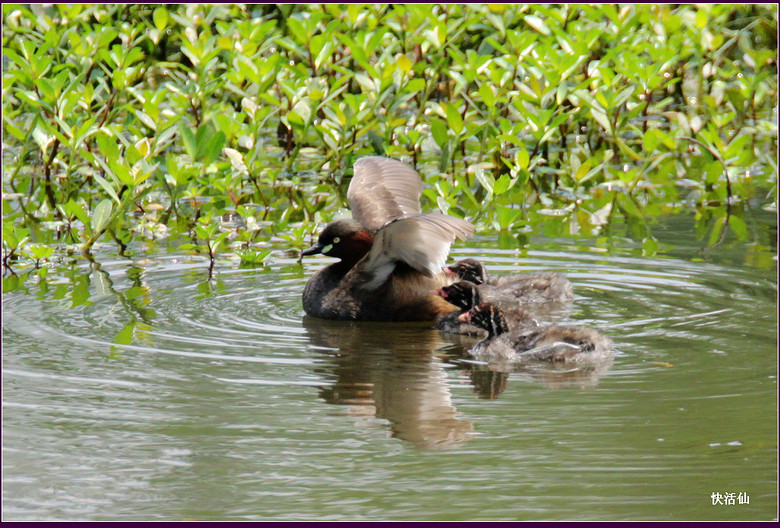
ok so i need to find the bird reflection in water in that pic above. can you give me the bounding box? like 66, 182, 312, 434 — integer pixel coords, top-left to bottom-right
304, 316, 474, 450
304, 316, 613, 449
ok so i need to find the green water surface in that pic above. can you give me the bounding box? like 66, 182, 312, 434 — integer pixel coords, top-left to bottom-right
2, 213, 777, 521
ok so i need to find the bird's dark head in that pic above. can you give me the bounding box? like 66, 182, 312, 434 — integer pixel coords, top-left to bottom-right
458, 302, 508, 336
435, 281, 481, 311
301, 219, 373, 263
445, 258, 487, 285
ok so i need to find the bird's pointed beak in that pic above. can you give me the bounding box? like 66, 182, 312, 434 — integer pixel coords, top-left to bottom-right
301, 243, 324, 257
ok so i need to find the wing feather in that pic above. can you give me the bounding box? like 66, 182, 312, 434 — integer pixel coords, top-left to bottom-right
359, 213, 474, 290
347, 157, 423, 232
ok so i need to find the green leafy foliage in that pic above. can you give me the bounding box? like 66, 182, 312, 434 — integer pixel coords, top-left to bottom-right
1, 4, 776, 272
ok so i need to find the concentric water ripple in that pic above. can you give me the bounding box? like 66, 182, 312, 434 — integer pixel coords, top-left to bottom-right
3, 225, 776, 521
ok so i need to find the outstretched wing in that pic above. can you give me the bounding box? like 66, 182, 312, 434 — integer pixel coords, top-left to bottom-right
359, 213, 474, 290
347, 157, 423, 233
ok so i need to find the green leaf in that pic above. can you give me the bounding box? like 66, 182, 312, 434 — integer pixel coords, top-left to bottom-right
95, 133, 120, 162
498, 134, 524, 146
60, 200, 90, 226
438, 141, 451, 172
616, 193, 641, 217
238, 248, 272, 265
643, 128, 659, 151
454, 174, 480, 209
92, 172, 121, 204
2, 48, 28, 71
28, 244, 54, 260
431, 118, 449, 148
495, 205, 521, 230
396, 54, 412, 74
134, 110, 157, 131
109, 159, 134, 187
32, 126, 52, 153
444, 103, 464, 135
35, 77, 55, 102
125, 143, 142, 165
3, 272, 23, 293
574, 160, 593, 182
3, 226, 26, 249
114, 320, 136, 345
179, 123, 197, 160
475, 167, 495, 195
524, 15, 551, 35
98, 28, 119, 48
202, 131, 226, 165
2, 116, 26, 142
153, 6, 168, 31
571, 89, 597, 110
728, 215, 748, 240
194, 124, 211, 160
556, 82, 568, 105
493, 173, 511, 195
314, 40, 334, 72
590, 108, 612, 133
642, 236, 659, 256
516, 149, 530, 171
708, 215, 726, 246
479, 83, 496, 108
287, 101, 312, 128
704, 160, 722, 184
725, 133, 751, 161
91, 199, 113, 233
403, 78, 426, 94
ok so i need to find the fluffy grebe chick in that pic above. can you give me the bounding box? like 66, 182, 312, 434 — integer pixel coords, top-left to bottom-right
445, 258, 573, 304
434, 281, 537, 336
459, 303, 613, 363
